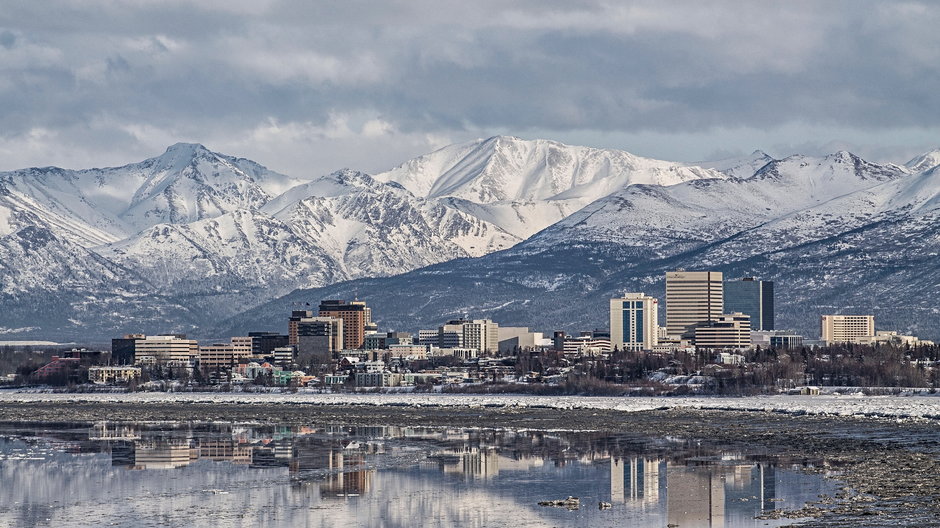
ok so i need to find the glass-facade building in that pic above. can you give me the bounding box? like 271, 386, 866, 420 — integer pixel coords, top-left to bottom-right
723, 278, 774, 331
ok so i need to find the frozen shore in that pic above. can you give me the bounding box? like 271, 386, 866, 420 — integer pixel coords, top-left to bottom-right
2, 391, 939, 421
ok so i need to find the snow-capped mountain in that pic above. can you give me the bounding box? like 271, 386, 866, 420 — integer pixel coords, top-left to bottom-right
3, 138, 940, 341
222, 148, 940, 341
374, 136, 727, 238
906, 149, 940, 173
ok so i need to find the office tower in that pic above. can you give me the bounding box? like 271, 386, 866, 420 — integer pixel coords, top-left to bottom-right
246, 332, 290, 356
610, 293, 659, 352
296, 316, 344, 366
319, 300, 371, 349
820, 315, 875, 345
288, 310, 314, 346
693, 313, 751, 349
111, 334, 144, 365
723, 277, 774, 331
665, 271, 723, 338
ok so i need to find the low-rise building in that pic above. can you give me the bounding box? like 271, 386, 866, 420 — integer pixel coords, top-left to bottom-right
694, 313, 752, 350
89, 366, 142, 384
355, 371, 402, 387
134, 335, 198, 367
856, 331, 934, 347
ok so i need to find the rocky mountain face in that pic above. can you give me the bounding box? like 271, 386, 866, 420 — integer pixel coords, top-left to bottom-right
2, 137, 939, 342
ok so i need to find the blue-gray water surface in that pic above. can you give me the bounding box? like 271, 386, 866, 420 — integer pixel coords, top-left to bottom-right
0, 422, 839, 527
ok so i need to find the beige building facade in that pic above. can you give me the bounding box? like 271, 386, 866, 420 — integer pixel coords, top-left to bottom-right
820, 315, 874, 345
666, 271, 724, 339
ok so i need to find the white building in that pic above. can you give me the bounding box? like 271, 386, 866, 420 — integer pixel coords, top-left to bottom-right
134, 335, 198, 366
497, 327, 544, 353
856, 331, 934, 347
820, 315, 875, 345
610, 293, 659, 352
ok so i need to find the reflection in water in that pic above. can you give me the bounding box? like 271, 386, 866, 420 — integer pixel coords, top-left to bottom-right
0, 421, 838, 528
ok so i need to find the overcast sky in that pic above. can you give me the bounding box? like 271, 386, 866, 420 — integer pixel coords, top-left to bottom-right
1, 1, 938, 177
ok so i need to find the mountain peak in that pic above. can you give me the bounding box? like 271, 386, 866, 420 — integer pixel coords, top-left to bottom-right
164, 142, 209, 154
905, 148, 940, 173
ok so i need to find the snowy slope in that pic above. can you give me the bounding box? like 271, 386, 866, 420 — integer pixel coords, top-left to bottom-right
3, 138, 940, 341
375, 136, 727, 238
0, 143, 306, 245
905, 148, 940, 173
531, 151, 909, 255
228, 149, 940, 341
693, 150, 774, 179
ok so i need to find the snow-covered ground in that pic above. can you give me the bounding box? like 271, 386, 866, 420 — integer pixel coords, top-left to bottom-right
2, 392, 940, 421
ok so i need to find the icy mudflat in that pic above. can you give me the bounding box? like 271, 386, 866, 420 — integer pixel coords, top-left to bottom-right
2, 392, 939, 420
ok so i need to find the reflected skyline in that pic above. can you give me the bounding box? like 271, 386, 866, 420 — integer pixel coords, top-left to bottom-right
0, 421, 837, 528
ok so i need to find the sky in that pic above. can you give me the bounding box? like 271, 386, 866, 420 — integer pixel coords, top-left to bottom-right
1, 0, 939, 178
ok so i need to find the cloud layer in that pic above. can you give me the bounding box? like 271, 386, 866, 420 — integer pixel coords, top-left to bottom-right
1, 1, 938, 175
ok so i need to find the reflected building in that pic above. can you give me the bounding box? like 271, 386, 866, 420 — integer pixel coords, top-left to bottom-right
320, 450, 374, 498
133, 441, 193, 470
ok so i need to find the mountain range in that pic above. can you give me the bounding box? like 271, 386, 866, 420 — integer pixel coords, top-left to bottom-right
1, 137, 938, 342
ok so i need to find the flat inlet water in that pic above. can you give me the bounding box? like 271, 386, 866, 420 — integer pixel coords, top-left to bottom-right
0, 421, 839, 527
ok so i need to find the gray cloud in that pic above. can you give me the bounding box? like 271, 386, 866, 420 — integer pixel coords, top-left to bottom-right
0, 0, 938, 176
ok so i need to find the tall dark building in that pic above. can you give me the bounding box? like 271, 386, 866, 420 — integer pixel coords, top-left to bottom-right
247, 332, 289, 356
723, 278, 774, 331
110, 334, 144, 365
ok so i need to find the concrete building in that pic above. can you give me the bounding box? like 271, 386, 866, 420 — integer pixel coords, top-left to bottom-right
666, 271, 724, 339
497, 327, 544, 353
319, 299, 372, 349
355, 371, 402, 387
199, 342, 251, 371
288, 310, 314, 346
272, 346, 296, 366
364, 331, 413, 350
723, 277, 774, 331
134, 335, 198, 366
89, 366, 141, 384
820, 315, 875, 345
856, 331, 934, 347
562, 332, 612, 356
428, 319, 499, 354
296, 316, 344, 367
387, 344, 429, 360
693, 312, 751, 350
752, 331, 804, 349
610, 293, 659, 352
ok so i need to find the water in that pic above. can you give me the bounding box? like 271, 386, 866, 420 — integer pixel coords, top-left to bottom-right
0, 421, 839, 527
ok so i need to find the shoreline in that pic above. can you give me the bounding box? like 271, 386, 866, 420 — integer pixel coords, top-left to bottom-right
2, 397, 939, 526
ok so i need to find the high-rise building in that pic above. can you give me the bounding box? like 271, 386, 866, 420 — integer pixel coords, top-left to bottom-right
610, 293, 659, 352
296, 316, 344, 366
820, 315, 875, 345
723, 278, 774, 331
288, 310, 314, 346
319, 300, 372, 349
666, 271, 724, 339
462, 319, 499, 353
693, 313, 751, 349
